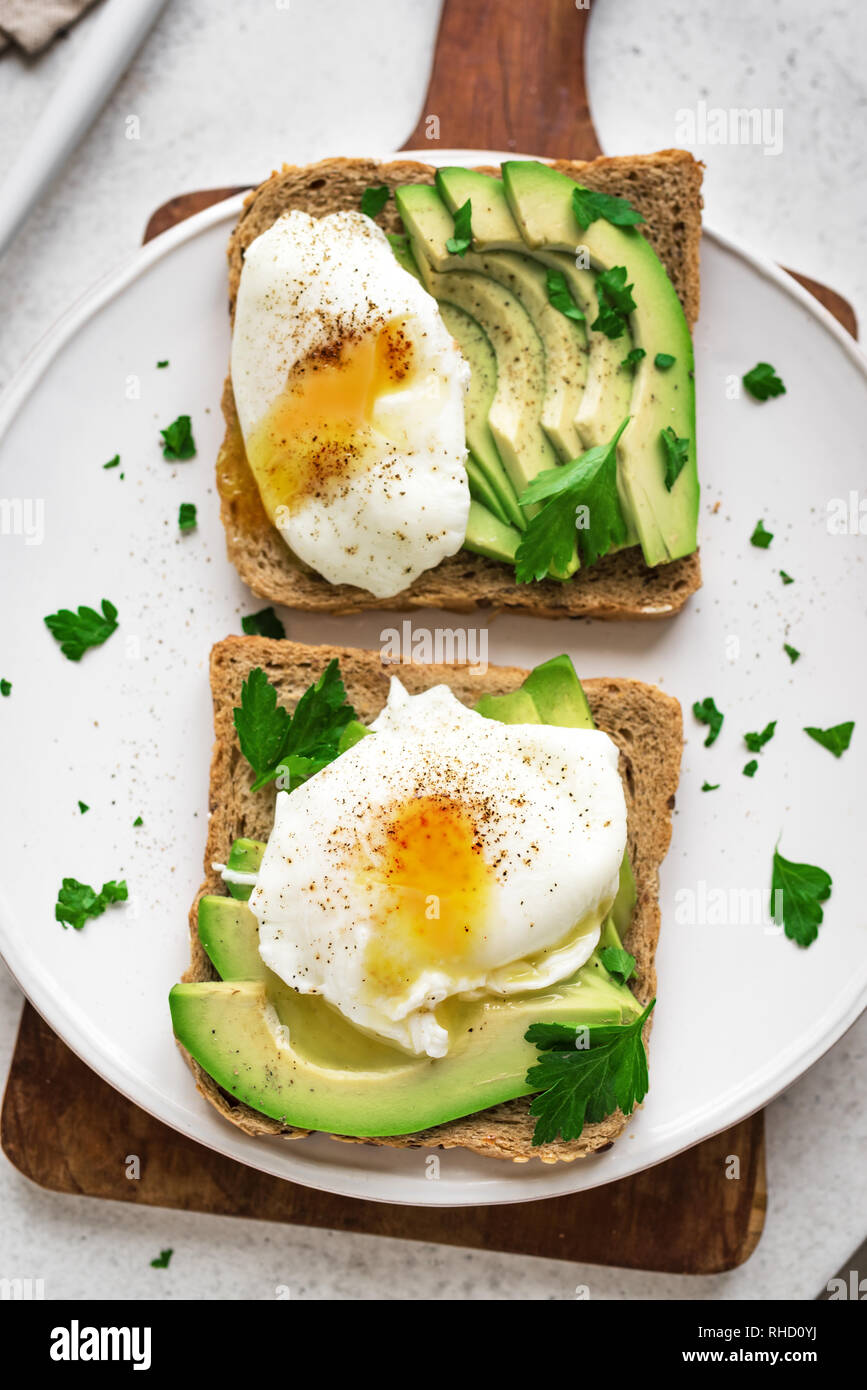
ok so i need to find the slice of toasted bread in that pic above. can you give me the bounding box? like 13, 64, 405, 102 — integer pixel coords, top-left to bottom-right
217, 154, 703, 619
178, 636, 682, 1162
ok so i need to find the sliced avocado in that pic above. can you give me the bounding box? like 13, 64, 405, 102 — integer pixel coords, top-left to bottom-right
407, 255, 578, 580
610, 854, 638, 941
199, 894, 263, 979
599, 914, 625, 953
434, 166, 525, 251
463, 498, 521, 565
399, 181, 587, 462
474, 687, 542, 724
435, 172, 635, 446
521, 652, 595, 727
501, 160, 698, 565
465, 456, 509, 524
387, 230, 420, 280
407, 252, 556, 499
336, 719, 370, 754
224, 837, 266, 901
437, 301, 524, 529
169, 958, 639, 1137
434, 168, 637, 548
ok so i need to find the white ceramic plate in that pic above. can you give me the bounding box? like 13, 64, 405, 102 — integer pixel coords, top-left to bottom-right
1, 152, 865, 1206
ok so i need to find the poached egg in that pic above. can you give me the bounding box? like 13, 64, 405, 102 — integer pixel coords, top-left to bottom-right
249, 680, 627, 1059
230, 210, 470, 598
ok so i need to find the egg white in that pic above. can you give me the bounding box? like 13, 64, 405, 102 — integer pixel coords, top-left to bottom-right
249, 680, 627, 1059
230, 210, 470, 599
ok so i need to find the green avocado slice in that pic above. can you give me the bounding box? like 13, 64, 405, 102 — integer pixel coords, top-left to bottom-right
437, 301, 524, 529
223, 837, 266, 902
463, 498, 521, 564
500, 160, 699, 565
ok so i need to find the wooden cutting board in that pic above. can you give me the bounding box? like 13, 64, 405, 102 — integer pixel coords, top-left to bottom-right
1, 0, 856, 1275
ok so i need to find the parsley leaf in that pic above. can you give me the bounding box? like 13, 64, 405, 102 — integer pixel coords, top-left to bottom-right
784, 643, 800, 663
0, 678, 10, 696
156, 360, 169, 369
545, 268, 585, 322
178, 502, 197, 532
804, 721, 854, 758
360, 185, 390, 218
514, 419, 629, 581
693, 696, 723, 746
750, 519, 773, 548
160, 414, 196, 460
743, 362, 786, 401
78, 801, 89, 814
55, 876, 128, 930
45, 599, 118, 661
621, 347, 646, 372
445, 198, 473, 256
273, 659, 357, 785
103, 454, 120, 470
660, 426, 690, 491
150, 1249, 173, 1269
780, 570, 794, 585
133, 815, 143, 827
525, 1000, 654, 1146
591, 265, 636, 339
772, 847, 832, 947
598, 946, 636, 983
743, 759, 758, 777
233, 668, 291, 788
701, 781, 719, 792
241, 607, 286, 639
654, 352, 676, 370
744, 720, 776, 753
234, 661, 357, 792
571, 184, 645, 229
513, 494, 579, 583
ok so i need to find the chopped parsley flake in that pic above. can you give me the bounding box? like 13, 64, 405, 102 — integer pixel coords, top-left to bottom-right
693, 696, 724, 746
241, 607, 286, 639
803, 721, 854, 758
55, 877, 128, 930
360, 185, 390, 219
160, 415, 196, 460
743, 362, 786, 401
744, 720, 776, 753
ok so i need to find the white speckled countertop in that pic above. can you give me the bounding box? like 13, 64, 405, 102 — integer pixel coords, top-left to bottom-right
1, 0, 864, 1300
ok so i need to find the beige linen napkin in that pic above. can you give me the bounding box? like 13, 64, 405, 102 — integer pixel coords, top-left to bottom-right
0, 0, 100, 55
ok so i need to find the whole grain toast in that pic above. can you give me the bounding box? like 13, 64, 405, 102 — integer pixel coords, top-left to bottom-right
177, 636, 682, 1162
217, 153, 703, 619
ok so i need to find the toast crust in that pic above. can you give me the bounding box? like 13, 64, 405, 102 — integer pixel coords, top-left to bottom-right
178, 637, 683, 1162
217, 154, 704, 620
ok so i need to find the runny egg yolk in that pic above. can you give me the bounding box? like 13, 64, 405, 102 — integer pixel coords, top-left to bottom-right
244, 318, 415, 522
361, 795, 495, 998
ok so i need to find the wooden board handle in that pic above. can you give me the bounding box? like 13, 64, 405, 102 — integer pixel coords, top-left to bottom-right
401, 0, 601, 157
